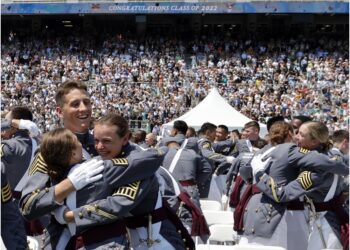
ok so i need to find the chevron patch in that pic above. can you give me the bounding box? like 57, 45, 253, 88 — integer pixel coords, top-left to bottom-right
297, 171, 312, 190
29, 153, 48, 175
202, 142, 211, 149
2, 183, 12, 203
113, 181, 140, 200
111, 158, 128, 166
330, 155, 341, 161
299, 148, 310, 154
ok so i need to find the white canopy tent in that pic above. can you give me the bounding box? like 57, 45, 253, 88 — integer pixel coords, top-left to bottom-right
162, 88, 267, 137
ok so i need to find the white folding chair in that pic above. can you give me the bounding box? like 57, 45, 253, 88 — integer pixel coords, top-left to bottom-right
202, 210, 234, 226
196, 224, 237, 250
232, 245, 286, 250
27, 236, 39, 250
200, 199, 222, 211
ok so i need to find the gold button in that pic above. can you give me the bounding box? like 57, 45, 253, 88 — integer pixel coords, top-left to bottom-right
36, 189, 40, 193
242, 227, 245, 231
178, 230, 182, 234
79, 212, 83, 219
251, 229, 255, 233
32, 191, 36, 195
267, 219, 270, 223
268, 211, 272, 215
45, 188, 49, 193
270, 204, 273, 208
183, 239, 186, 242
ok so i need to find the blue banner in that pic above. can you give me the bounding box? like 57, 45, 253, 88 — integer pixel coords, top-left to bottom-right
1, 2, 348, 15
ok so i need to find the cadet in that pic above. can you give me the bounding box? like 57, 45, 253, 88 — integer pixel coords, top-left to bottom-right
31, 126, 169, 249
1, 162, 27, 249
241, 122, 349, 250
20, 81, 99, 236
197, 122, 233, 199
160, 120, 198, 152
156, 166, 210, 242
213, 124, 236, 156
59, 115, 193, 249
331, 129, 349, 165
161, 136, 212, 208
1, 106, 39, 198
231, 121, 267, 157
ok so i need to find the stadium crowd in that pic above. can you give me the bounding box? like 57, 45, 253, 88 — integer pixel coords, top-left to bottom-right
1, 32, 349, 134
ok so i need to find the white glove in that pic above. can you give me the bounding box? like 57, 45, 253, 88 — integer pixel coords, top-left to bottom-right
19, 119, 40, 137
226, 156, 235, 164
251, 154, 271, 178
53, 205, 68, 224
68, 159, 104, 190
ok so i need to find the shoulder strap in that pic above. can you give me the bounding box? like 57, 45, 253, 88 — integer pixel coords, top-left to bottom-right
168, 139, 188, 173
324, 174, 339, 202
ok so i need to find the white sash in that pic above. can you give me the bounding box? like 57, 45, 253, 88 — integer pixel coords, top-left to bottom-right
168, 139, 187, 173
324, 174, 339, 202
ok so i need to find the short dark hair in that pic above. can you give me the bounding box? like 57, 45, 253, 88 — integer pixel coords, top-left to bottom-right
200, 122, 217, 134
267, 116, 285, 132
244, 121, 260, 131
218, 125, 229, 134
10, 106, 33, 121
173, 120, 188, 134
292, 115, 312, 124
332, 130, 349, 144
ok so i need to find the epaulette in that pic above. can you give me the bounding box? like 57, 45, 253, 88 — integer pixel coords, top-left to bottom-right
113, 181, 140, 200
111, 158, 128, 166
329, 155, 341, 161
202, 142, 211, 149
299, 148, 310, 154
297, 171, 312, 190
29, 153, 48, 175
1, 183, 12, 203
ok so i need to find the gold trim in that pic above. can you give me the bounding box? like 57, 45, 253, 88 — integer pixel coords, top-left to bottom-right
113, 181, 140, 200
270, 177, 280, 202
1, 183, 12, 203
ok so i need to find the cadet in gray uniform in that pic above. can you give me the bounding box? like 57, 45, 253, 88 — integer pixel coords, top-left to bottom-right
161, 136, 212, 208
156, 166, 210, 242
1, 162, 27, 250
241, 122, 349, 250
197, 122, 233, 198
1, 106, 38, 198
213, 124, 235, 156
60, 115, 193, 250
20, 81, 99, 237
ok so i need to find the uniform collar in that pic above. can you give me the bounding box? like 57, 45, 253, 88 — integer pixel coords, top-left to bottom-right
75, 131, 91, 145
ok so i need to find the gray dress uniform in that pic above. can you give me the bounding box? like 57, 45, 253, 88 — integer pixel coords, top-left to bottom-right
21, 147, 167, 249
1, 130, 35, 193
162, 138, 212, 208
213, 140, 235, 156
197, 137, 230, 198
241, 144, 348, 247
156, 167, 210, 242
72, 152, 191, 249
256, 147, 349, 249
1, 162, 27, 250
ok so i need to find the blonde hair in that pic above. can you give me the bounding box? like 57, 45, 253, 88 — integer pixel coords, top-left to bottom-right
303, 121, 332, 151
